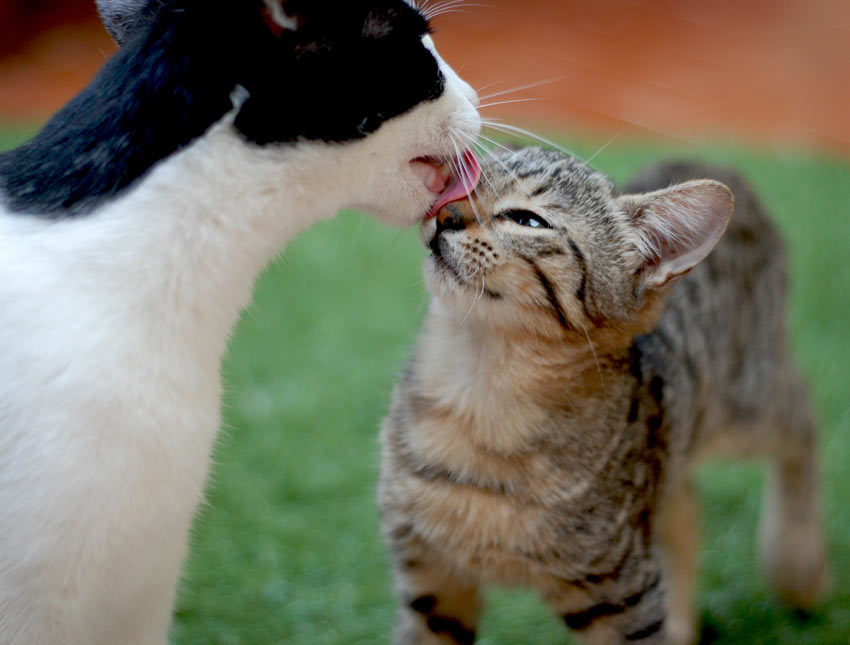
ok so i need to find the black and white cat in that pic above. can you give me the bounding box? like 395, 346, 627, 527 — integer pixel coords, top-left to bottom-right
0, 1, 480, 642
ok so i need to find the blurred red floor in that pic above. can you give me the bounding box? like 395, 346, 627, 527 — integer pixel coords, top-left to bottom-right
0, 0, 848, 154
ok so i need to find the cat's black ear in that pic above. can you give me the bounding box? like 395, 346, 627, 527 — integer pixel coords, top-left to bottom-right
624, 180, 733, 289
96, 0, 151, 46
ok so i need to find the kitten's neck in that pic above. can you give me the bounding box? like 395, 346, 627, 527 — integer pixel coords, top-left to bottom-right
416, 303, 606, 453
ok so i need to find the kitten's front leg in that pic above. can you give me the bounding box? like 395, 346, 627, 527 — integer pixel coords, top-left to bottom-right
386, 526, 481, 645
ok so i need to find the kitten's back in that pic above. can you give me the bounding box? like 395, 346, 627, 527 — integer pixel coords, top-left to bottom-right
625, 161, 792, 454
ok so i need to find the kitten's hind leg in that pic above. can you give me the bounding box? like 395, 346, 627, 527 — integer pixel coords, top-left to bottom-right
656, 480, 699, 645
758, 373, 829, 609
387, 528, 481, 645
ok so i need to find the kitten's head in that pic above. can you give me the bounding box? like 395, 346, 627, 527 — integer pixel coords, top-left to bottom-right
422, 147, 733, 341
93, 0, 480, 225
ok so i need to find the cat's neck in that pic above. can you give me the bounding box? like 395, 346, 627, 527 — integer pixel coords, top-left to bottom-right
3, 121, 344, 363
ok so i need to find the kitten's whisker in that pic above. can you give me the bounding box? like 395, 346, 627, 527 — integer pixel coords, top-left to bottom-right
584, 127, 629, 166
580, 321, 605, 390
477, 76, 568, 102
460, 275, 486, 325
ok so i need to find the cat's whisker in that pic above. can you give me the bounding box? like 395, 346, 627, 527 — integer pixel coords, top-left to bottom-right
451, 129, 499, 194
474, 81, 499, 96
421, 0, 491, 20
477, 76, 569, 102
458, 114, 581, 171
466, 147, 499, 194
477, 97, 542, 110
479, 119, 580, 160
453, 129, 521, 183
448, 136, 484, 226
463, 131, 514, 156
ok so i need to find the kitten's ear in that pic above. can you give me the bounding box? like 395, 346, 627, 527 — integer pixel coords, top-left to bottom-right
261, 0, 299, 36
623, 180, 734, 289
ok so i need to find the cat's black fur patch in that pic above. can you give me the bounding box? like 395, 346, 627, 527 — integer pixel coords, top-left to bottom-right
0, 0, 444, 218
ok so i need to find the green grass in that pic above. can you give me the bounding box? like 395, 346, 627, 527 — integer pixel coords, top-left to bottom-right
2, 128, 848, 643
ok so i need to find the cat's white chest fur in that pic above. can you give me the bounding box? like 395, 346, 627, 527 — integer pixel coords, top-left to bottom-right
0, 90, 478, 644
0, 127, 276, 643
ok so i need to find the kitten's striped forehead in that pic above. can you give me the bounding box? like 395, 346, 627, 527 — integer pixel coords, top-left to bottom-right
481, 148, 615, 217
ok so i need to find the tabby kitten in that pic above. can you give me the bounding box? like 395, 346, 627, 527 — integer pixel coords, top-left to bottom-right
379, 148, 828, 644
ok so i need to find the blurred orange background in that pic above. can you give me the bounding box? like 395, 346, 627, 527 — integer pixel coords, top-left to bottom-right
0, 0, 848, 154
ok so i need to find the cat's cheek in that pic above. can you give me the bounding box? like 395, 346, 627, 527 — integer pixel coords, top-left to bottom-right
355, 180, 437, 228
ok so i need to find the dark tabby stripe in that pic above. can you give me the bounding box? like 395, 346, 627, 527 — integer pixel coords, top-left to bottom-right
410, 594, 476, 644
568, 238, 595, 321
426, 615, 476, 644
528, 184, 551, 198
563, 601, 625, 631
388, 427, 511, 495
410, 594, 438, 614
563, 575, 661, 632
521, 256, 574, 333
625, 618, 665, 640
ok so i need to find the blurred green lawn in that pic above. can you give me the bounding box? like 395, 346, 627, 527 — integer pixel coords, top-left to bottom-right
2, 129, 848, 643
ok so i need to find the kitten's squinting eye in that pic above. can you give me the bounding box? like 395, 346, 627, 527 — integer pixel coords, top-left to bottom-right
501, 210, 551, 229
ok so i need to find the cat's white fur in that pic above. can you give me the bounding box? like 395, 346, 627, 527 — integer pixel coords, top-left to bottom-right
0, 37, 479, 645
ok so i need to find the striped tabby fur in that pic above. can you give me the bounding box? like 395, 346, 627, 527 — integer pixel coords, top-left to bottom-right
378, 148, 828, 644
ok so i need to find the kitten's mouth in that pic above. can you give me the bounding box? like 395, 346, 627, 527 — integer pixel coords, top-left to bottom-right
410, 150, 481, 219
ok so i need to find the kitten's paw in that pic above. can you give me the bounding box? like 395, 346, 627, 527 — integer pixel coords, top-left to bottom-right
760, 518, 830, 609
665, 616, 695, 645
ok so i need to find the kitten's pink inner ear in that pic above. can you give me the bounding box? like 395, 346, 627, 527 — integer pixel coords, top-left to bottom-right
633, 180, 734, 289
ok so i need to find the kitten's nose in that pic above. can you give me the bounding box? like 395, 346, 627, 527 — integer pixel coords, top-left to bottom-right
430, 203, 470, 256
436, 203, 467, 233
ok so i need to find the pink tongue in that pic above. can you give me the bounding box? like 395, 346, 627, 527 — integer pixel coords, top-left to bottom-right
426, 150, 482, 219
